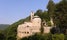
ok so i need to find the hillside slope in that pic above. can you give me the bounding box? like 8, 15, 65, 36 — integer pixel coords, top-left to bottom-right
0, 24, 9, 30
4, 10, 50, 40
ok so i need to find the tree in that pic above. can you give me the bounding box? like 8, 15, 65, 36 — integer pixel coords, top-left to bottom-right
35, 9, 43, 20
47, 0, 55, 26
40, 26, 44, 34
0, 30, 5, 40
53, 0, 67, 34
47, 0, 55, 17
50, 27, 60, 34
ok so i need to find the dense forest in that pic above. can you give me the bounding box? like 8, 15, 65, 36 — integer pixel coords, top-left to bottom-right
0, 0, 67, 40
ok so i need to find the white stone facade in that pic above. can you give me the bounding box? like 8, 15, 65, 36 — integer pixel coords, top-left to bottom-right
17, 12, 53, 40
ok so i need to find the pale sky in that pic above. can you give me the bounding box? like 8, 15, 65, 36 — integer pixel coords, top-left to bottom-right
0, 0, 61, 24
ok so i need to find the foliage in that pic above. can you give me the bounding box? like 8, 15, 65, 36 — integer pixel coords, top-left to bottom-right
0, 30, 5, 40
47, 21, 51, 26
21, 33, 65, 40
52, 34, 64, 40
64, 35, 67, 40
40, 26, 44, 34
21, 33, 52, 40
35, 10, 50, 21
53, 0, 67, 34
50, 27, 60, 34
47, 0, 55, 18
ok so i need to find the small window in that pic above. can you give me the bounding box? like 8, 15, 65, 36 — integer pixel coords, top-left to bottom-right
22, 32, 26, 34
27, 32, 29, 34
27, 26, 29, 27
25, 32, 26, 34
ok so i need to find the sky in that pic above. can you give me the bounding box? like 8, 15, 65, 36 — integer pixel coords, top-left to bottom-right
0, 0, 61, 24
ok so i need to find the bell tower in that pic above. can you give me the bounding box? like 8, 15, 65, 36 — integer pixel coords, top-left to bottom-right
31, 11, 34, 22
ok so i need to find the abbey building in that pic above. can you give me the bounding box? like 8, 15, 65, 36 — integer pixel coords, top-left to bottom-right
17, 12, 54, 40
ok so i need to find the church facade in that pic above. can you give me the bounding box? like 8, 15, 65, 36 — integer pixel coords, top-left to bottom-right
17, 12, 53, 40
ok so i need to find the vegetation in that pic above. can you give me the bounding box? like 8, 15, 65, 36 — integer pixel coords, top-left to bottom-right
53, 0, 67, 34
0, 0, 67, 40
21, 33, 64, 40
0, 24, 9, 30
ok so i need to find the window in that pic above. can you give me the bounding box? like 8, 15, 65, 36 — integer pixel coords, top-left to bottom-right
25, 32, 26, 33
22, 32, 26, 34
27, 26, 29, 27
27, 32, 29, 34
22, 32, 24, 33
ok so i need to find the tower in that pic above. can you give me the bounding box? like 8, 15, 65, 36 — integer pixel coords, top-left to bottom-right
31, 11, 34, 22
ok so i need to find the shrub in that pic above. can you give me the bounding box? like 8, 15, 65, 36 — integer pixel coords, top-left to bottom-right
52, 34, 64, 40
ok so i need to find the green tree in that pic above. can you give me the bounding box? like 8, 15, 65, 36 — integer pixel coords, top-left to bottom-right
47, 0, 55, 18
42, 11, 50, 22
53, 0, 67, 34
40, 26, 44, 34
47, 0, 55, 27
0, 30, 5, 40
35, 9, 43, 20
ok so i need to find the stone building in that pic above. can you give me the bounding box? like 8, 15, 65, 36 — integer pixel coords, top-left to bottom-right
17, 12, 54, 40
